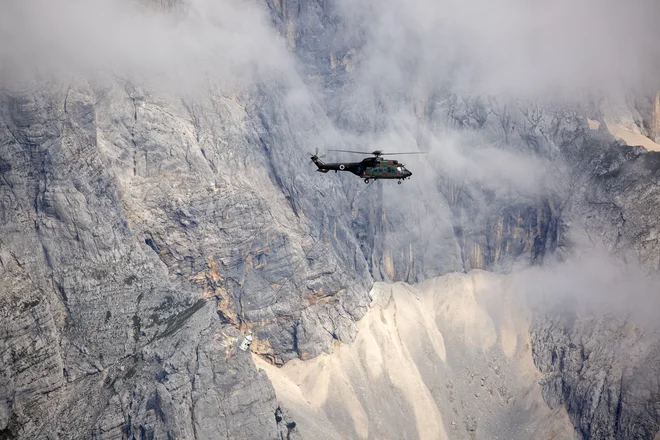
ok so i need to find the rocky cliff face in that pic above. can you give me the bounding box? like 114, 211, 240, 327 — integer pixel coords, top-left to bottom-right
0, 81, 294, 439
531, 312, 660, 440
1, 0, 660, 439
526, 132, 660, 439
0, 70, 380, 437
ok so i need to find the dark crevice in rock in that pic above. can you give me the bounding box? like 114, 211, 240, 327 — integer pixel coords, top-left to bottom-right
152, 299, 207, 342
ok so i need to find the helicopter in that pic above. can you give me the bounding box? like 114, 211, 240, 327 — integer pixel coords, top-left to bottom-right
309, 148, 425, 184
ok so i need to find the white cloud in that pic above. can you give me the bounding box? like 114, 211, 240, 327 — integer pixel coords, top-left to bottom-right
511, 247, 660, 324
0, 0, 294, 94
339, 0, 660, 98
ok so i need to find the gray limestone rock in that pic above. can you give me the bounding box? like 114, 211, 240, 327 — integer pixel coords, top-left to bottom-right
531, 313, 660, 440
0, 80, 296, 438
1, 0, 660, 439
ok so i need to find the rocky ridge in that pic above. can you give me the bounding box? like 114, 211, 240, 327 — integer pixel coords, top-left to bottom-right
1, 0, 660, 439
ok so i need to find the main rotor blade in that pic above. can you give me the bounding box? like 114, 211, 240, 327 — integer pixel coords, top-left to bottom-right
379, 152, 428, 155
329, 149, 427, 155
328, 149, 373, 155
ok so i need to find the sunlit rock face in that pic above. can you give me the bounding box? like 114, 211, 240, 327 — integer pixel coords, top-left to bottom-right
2, 0, 660, 439
0, 74, 374, 438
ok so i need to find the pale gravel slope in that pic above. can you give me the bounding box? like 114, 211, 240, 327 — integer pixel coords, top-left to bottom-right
588, 118, 660, 152
256, 270, 574, 440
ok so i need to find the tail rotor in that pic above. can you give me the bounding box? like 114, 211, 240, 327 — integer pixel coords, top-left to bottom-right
308, 147, 326, 164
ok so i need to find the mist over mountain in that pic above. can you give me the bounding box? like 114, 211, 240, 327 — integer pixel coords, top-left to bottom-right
1, 0, 660, 439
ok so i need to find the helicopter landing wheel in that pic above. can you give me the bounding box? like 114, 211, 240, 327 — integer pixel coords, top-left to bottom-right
397, 180, 402, 185
364, 178, 370, 184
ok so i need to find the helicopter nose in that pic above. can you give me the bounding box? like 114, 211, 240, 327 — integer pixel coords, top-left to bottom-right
406, 171, 412, 177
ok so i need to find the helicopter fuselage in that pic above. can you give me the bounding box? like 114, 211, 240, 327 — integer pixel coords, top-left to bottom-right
311, 155, 412, 181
